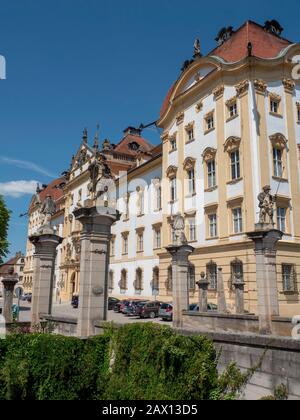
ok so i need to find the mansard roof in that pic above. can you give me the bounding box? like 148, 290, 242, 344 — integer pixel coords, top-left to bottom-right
159, 20, 294, 119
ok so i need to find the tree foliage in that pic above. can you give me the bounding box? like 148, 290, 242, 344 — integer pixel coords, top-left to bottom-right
0, 324, 253, 400
0, 194, 10, 264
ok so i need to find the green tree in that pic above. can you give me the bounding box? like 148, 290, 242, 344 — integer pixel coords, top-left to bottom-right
0, 194, 10, 264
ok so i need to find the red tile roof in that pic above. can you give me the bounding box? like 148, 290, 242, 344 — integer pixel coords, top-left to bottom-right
38, 178, 65, 204
0, 254, 23, 275
210, 21, 291, 62
113, 134, 155, 157
159, 20, 293, 118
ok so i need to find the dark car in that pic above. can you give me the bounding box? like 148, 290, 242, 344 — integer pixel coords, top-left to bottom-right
159, 303, 173, 321
108, 297, 120, 310
138, 301, 162, 319
127, 300, 149, 317
71, 295, 79, 309
114, 300, 128, 313
122, 300, 142, 315
190, 303, 218, 312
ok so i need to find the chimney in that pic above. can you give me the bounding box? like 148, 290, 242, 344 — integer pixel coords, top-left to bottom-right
123, 126, 142, 137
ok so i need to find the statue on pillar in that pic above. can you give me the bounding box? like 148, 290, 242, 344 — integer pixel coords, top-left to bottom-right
258, 185, 276, 226
87, 154, 112, 202
172, 214, 187, 246
38, 195, 57, 232
193, 39, 202, 57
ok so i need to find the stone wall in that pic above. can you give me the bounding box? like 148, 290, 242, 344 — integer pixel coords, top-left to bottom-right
179, 329, 300, 400
182, 311, 293, 337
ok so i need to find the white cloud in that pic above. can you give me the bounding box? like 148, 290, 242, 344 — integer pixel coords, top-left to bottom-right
0, 157, 55, 178
0, 180, 38, 198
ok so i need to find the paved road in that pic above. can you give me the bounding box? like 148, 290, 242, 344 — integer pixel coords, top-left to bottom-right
1, 299, 170, 325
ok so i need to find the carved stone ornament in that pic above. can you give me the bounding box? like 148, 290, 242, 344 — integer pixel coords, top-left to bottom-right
195, 102, 203, 113
185, 122, 194, 132
282, 78, 295, 93
254, 79, 267, 94
183, 157, 196, 171
202, 147, 217, 162
226, 96, 238, 107
166, 165, 178, 179
213, 85, 225, 100
224, 136, 241, 153
269, 133, 288, 150
176, 112, 185, 126
268, 92, 282, 102
235, 80, 249, 97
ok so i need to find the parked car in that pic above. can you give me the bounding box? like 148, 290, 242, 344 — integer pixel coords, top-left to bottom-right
108, 297, 120, 310
122, 300, 143, 315
159, 303, 173, 321
127, 300, 149, 317
138, 301, 162, 319
189, 303, 218, 312
71, 295, 79, 309
114, 300, 128, 313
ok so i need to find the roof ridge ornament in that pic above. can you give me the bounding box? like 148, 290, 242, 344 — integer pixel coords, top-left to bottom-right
215, 26, 234, 46
264, 20, 283, 37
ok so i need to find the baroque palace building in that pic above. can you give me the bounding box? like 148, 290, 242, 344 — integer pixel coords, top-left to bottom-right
24, 19, 300, 316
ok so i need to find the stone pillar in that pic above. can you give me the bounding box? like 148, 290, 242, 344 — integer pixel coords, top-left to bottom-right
247, 228, 283, 334
74, 206, 119, 338
233, 273, 245, 315
217, 267, 227, 313
166, 244, 195, 328
1, 269, 18, 323
30, 233, 63, 326
196, 272, 209, 312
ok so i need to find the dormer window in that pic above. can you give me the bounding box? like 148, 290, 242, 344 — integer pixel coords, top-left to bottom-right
128, 142, 140, 151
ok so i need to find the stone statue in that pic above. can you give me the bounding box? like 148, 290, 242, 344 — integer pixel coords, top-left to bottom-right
172, 214, 187, 246
39, 195, 57, 229
87, 154, 113, 205
258, 185, 276, 225
194, 39, 201, 57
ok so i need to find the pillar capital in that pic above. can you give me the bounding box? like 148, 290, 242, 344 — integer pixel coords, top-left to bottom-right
165, 244, 195, 265
247, 228, 283, 254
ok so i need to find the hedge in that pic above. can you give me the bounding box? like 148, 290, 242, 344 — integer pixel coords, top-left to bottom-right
0, 323, 248, 400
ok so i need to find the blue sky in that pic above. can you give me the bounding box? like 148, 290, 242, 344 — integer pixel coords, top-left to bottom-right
0, 0, 299, 258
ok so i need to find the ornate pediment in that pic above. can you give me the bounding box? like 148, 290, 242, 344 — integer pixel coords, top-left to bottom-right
166, 165, 178, 179
269, 133, 288, 150
202, 147, 217, 162
183, 157, 196, 171
224, 136, 241, 153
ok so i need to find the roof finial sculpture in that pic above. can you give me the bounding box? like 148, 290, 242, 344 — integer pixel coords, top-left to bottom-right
93, 124, 100, 150
82, 128, 88, 144
193, 38, 202, 58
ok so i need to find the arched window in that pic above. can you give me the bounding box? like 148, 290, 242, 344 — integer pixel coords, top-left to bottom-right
206, 261, 218, 290
152, 267, 160, 292
188, 264, 196, 291
108, 270, 114, 290
119, 269, 128, 291
166, 265, 173, 293
230, 259, 244, 290
134, 268, 143, 292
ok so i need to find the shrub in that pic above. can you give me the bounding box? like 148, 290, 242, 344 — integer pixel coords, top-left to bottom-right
0, 323, 251, 400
